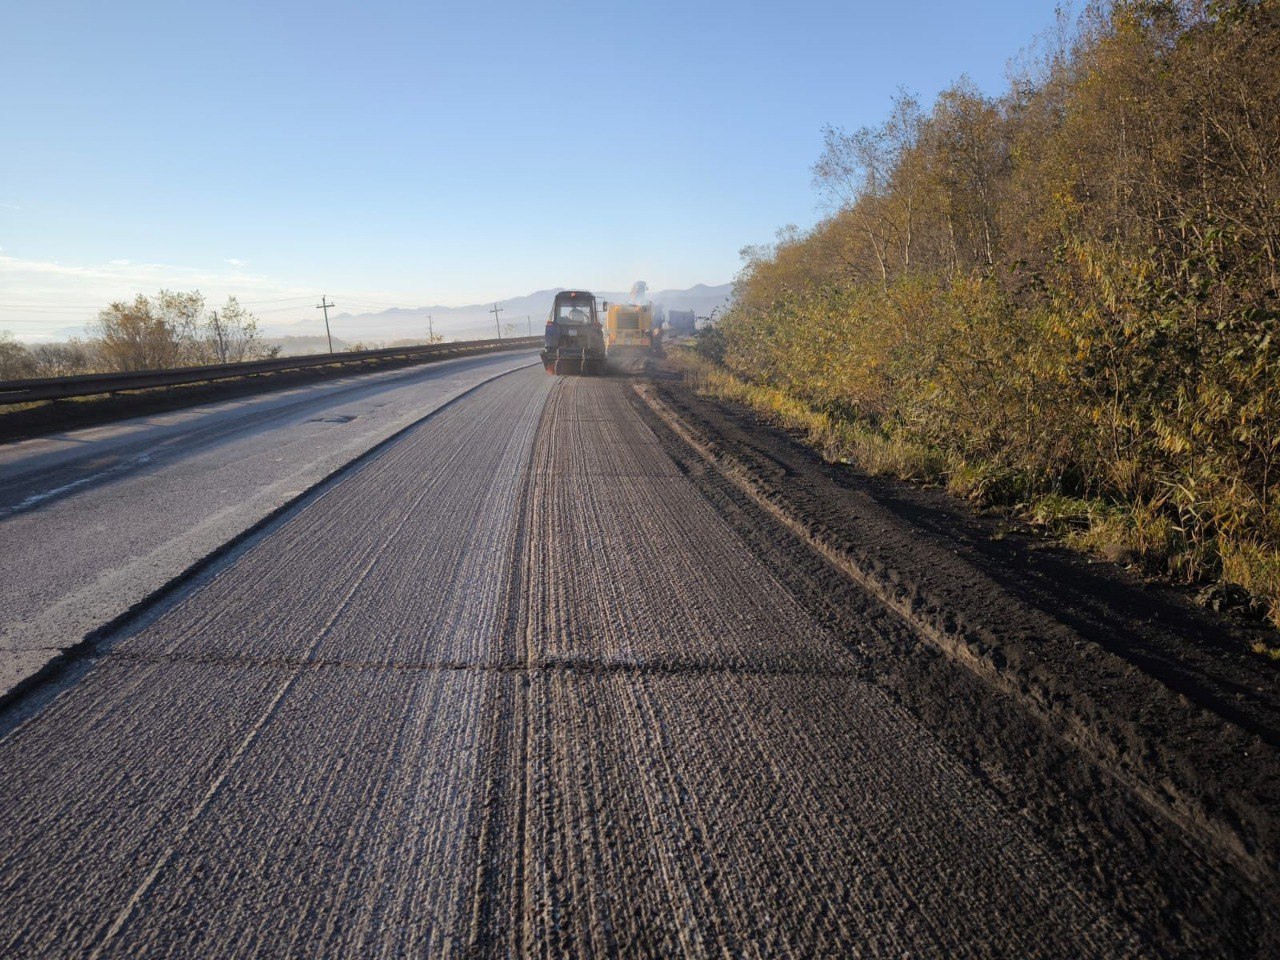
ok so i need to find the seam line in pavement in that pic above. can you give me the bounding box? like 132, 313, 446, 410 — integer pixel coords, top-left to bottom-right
93, 650, 870, 679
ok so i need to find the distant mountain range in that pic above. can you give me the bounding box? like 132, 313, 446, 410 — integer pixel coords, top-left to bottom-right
273, 283, 731, 343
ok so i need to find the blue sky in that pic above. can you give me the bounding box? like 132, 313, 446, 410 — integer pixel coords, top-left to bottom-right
1, 0, 1065, 338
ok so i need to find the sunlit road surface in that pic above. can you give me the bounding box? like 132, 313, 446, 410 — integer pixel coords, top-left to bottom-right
0, 350, 538, 700
0, 368, 1146, 957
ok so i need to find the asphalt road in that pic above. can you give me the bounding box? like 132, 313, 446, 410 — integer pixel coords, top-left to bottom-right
0, 349, 539, 700
0, 368, 1151, 957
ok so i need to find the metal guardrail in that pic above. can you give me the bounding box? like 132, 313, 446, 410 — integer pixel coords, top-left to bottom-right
0, 337, 543, 405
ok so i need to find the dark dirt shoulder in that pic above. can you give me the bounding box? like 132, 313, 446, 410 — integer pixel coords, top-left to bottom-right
632, 358, 1280, 957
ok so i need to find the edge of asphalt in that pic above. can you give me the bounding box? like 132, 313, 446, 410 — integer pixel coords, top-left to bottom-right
633, 379, 1280, 887
0, 359, 541, 718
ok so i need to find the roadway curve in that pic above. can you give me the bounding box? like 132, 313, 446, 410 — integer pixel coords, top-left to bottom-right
0, 367, 1157, 957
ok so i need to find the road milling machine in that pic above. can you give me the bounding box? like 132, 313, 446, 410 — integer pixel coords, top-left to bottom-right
541, 290, 606, 375
605, 302, 655, 355
604, 280, 664, 363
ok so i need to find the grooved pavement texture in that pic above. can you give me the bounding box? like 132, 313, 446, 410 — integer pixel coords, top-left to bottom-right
0, 369, 1144, 957
0, 350, 538, 701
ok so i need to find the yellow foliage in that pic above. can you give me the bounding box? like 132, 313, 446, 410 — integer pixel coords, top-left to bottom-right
710, 0, 1280, 627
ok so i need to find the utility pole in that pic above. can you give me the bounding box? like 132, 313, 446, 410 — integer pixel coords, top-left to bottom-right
427, 314, 434, 342
316, 296, 335, 354
526, 315, 532, 337
490, 303, 504, 340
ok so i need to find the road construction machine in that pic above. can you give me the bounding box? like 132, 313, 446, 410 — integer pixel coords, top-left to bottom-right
605, 302, 655, 356
605, 280, 665, 362
541, 290, 606, 375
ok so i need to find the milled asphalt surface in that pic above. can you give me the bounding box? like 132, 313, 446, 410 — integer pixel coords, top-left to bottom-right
0, 367, 1153, 957
0, 349, 539, 701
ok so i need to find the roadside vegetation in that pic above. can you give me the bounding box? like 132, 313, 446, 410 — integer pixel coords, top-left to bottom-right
696, 1, 1280, 630
0, 290, 273, 379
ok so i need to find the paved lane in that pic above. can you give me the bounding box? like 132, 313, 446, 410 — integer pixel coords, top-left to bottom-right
0, 369, 1145, 957
0, 349, 538, 700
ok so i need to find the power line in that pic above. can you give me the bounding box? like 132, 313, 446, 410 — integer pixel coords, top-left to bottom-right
0, 318, 89, 324
336, 300, 423, 311
0, 296, 315, 309
0, 295, 428, 312
0, 303, 100, 310
0, 322, 92, 329
251, 304, 326, 314
236, 295, 316, 304
0, 318, 93, 325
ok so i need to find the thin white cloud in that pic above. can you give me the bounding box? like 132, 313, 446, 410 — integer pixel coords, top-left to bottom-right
0, 253, 319, 340
0, 203, 21, 211
0, 253, 310, 298
224, 258, 248, 268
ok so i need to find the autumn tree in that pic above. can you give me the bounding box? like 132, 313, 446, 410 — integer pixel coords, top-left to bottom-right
92, 290, 204, 372
91, 290, 267, 371
716, 0, 1280, 622
27, 341, 94, 377
204, 296, 263, 364
0, 332, 35, 379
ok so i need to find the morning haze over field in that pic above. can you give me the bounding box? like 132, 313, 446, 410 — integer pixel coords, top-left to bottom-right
1, 0, 1062, 343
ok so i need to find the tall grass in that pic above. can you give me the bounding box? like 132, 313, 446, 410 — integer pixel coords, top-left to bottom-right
677, 349, 947, 482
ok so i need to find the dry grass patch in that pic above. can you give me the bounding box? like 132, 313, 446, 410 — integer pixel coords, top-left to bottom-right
675, 349, 946, 482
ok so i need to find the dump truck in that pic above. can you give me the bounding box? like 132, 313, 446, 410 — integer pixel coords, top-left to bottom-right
541, 290, 606, 375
